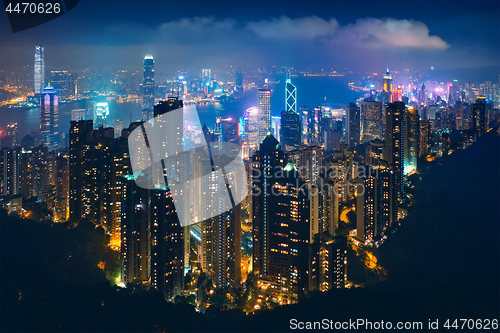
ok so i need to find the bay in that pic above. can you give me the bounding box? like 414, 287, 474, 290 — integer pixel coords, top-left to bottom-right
0, 76, 360, 140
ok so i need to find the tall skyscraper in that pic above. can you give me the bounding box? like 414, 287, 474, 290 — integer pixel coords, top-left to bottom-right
346, 102, 360, 147
419, 118, 430, 157
40, 87, 59, 151
385, 102, 405, 199
360, 100, 382, 142
287, 145, 323, 185
221, 117, 241, 156
258, 89, 271, 143
93, 102, 109, 128
252, 135, 285, 277
383, 70, 393, 93
153, 98, 184, 148
69, 120, 125, 241
404, 107, 419, 174
211, 205, 241, 290
69, 120, 93, 222
366, 139, 385, 167
392, 84, 403, 102
0, 147, 20, 196
280, 110, 301, 148
150, 189, 184, 300
419, 83, 426, 104
383, 70, 393, 104
235, 68, 243, 93
272, 116, 281, 139
356, 166, 396, 244
202, 69, 211, 79
252, 136, 310, 304
324, 129, 341, 151
142, 55, 155, 121
471, 96, 487, 137
316, 174, 340, 237
243, 107, 259, 150
34, 45, 45, 95
191, 140, 242, 291
285, 72, 297, 113
121, 174, 151, 285
50, 70, 69, 99
309, 234, 347, 291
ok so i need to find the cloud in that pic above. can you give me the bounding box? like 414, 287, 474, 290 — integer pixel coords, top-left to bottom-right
337, 18, 449, 49
159, 16, 237, 34
246, 16, 339, 40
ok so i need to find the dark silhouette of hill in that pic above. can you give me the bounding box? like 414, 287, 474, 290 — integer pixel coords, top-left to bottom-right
376, 127, 500, 301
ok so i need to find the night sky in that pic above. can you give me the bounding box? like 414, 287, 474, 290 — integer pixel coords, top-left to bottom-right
1, 0, 499, 73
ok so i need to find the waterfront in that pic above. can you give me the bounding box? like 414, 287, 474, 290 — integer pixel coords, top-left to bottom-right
0, 76, 360, 139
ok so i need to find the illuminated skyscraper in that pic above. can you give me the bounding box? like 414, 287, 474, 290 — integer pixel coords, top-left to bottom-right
346, 103, 360, 147
360, 100, 382, 142
383, 70, 393, 104
356, 166, 396, 244
252, 136, 310, 304
121, 174, 151, 285
316, 174, 339, 237
272, 116, 281, 139
419, 83, 426, 104
221, 117, 241, 156
448, 80, 459, 105
258, 89, 271, 143
419, 118, 430, 157
93, 102, 109, 128
112, 119, 123, 138
211, 205, 241, 290
287, 145, 323, 185
385, 102, 405, 199
243, 107, 259, 151
0, 147, 20, 196
471, 96, 487, 137
40, 87, 59, 151
383, 70, 393, 93
142, 55, 155, 121
404, 107, 419, 174
150, 189, 184, 300
285, 72, 297, 113
309, 234, 347, 291
392, 84, 403, 102
202, 69, 211, 80
280, 110, 301, 148
50, 70, 69, 99
154, 98, 183, 146
252, 135, 285, 277
34, 45, 45, 95
69, 120, 93, 222
366, 139, 385, 167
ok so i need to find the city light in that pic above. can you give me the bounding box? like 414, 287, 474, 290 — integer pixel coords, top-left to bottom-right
0, 2, 497, 329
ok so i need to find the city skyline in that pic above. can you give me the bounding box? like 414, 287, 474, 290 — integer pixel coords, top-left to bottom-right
0, 1, 499, 332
